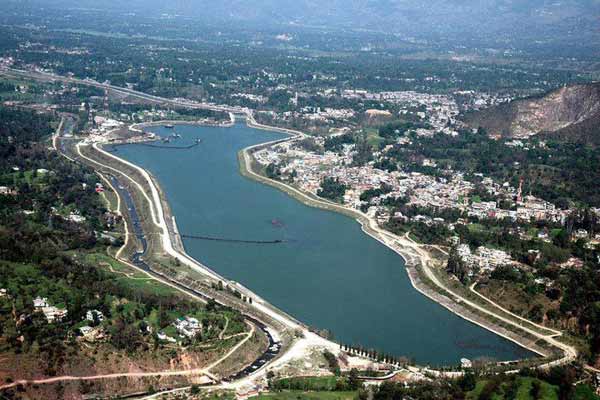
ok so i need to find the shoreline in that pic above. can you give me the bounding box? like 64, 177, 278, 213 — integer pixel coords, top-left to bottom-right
107, 115, 571, 367
84, 115, 573, 371
98, 117, 538, 368
237, 143, 547, 360
80, 131, 354, 390
236, 117, 577, 367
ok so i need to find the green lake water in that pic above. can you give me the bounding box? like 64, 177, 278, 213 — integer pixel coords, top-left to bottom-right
116, 123, 534, 366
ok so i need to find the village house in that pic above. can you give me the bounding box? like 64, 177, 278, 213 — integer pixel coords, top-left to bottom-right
174, 316, 202, 338
0, 186, 17, 196
236, 384, 262, 400
86, 310, 105, 323
457, 245, 514, 274
157, 332, 177, 343
68, 212, 87, 223
79, 325, 106, 342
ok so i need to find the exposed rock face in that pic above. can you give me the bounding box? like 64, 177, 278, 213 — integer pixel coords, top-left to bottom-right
364, 109, 393, 126
464, 82, 600, 145
511, 84, 600, 138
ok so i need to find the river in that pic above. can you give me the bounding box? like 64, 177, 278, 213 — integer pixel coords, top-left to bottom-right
115, 123, 533, 366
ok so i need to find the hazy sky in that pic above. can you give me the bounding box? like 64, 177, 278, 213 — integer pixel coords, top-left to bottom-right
9, 0, 600, 44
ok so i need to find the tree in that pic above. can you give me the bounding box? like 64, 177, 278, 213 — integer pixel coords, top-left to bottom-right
458, 372, 476, 391
348, 368, 362, 391
323, 350, 341, 376
530, 380, 542, 399
317, 177, 347, 203
352, 134, 373, 166
266, 163, 280, 179
446, 245, 469, 284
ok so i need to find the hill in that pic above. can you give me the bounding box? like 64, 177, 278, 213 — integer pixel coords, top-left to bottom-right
15, 0, 600, 43
463, 82, 600, 146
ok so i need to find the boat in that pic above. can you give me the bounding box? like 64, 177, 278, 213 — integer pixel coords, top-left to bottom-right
271, 218, 285, 228
164, 124, 174, 129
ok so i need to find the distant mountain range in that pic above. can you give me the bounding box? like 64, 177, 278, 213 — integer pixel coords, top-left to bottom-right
26, 0, 600, 40
464, 82, 600, 147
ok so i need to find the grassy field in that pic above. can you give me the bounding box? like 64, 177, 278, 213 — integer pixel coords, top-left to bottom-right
467, 377, 558, 400
365, 128, 384, 149
257, 391, 357, 400
80, 251, 180, 296
273, 376, 341, 391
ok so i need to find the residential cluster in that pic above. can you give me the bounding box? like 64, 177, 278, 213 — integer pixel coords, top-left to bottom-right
257, 105, 356, 126
343, 89, 460, 136
468, 177, 570, 224
0, 56, 14, 69
253, 130, 585, 276
456, 244, 515, 275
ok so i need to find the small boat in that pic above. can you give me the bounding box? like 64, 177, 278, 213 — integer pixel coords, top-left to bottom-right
271, 218, 285, 228
164, 124, 174, 129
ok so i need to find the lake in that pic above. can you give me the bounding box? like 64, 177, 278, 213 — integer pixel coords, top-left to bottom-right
116, 123, 533, 366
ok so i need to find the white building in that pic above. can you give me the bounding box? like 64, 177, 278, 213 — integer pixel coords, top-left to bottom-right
174, 316, 202, 338
86, 310, 105, 323
33, 297, 68, 322
157, 332, 177, 343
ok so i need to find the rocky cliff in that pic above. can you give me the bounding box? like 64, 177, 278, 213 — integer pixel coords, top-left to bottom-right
464, 82, 600, 146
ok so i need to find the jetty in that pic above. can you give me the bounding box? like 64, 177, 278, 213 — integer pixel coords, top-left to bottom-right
181, 234, 286, 244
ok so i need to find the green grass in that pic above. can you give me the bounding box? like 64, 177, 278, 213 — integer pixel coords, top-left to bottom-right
467, 223, 487, 233
572, 384, 600, 400
515, 377, 558, 400
80, 251, 179, 296
257, 391, 357, 400
114, 275, 178, 296
365, 129, 385, 149
468, 380, 489, 399
467, 377, 558, 400
273, 377, 340, 391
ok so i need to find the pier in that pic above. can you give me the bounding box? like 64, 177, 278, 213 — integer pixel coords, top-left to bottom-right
181, 234, 286, 244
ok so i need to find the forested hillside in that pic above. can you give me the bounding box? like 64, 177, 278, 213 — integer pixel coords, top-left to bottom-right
0, 107, 245, 398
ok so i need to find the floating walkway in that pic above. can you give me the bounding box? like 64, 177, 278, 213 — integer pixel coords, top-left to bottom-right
138, 139, 202, 150
181, 234, 287, 245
